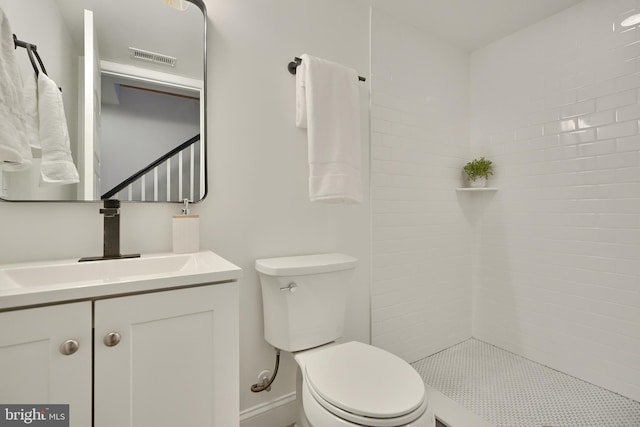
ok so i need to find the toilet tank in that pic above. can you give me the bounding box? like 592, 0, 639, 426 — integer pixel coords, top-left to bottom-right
255, 253, 358, 352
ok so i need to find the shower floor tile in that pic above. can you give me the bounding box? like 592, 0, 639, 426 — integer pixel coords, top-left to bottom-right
411, 339, 640, 427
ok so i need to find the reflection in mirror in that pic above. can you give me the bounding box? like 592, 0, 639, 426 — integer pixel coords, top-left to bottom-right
0, 0, 206, 202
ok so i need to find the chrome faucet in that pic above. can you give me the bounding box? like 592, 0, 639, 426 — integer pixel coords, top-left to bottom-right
79, 199, 140, 262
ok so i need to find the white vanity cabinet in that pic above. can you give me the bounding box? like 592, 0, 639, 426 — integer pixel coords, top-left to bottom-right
94, 282, 239, 427
0, 302, 93, 425
0, 282, 239, 427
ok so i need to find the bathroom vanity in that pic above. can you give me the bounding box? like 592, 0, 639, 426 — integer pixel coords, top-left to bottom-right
0, 250, 241, 427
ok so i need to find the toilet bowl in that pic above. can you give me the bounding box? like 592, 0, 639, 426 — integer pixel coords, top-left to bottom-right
255, 253, 431, 427
294, 342, 430, 427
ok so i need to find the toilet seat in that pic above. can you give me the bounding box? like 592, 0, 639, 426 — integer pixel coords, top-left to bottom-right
300, 342, 428, 426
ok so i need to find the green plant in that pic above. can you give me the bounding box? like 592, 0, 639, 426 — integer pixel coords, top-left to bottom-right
463, 157, 494, 181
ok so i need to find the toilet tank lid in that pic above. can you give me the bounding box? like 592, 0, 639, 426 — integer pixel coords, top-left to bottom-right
255, 253, 357, 276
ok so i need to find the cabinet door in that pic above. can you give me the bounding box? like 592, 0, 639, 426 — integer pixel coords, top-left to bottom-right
94, 283, 239, 427
0, 302, 92, 427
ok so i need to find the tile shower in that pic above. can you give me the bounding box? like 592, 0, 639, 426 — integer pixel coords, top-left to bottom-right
371, 0, 640, 424
413, 339, 640, 426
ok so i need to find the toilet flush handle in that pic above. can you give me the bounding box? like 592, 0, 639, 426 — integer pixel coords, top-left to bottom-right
279, 282, 298, 292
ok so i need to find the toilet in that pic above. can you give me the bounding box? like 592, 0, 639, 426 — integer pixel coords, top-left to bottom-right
256, 253, 430, 427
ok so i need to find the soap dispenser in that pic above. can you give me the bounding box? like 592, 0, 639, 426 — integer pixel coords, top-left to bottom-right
173, 199, 200, 253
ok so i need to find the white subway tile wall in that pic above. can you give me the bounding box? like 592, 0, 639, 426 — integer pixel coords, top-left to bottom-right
470, 0, 640, 401
370, 9, 473, 362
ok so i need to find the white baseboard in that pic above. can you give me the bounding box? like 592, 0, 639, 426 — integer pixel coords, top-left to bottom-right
240, 392, 297, 427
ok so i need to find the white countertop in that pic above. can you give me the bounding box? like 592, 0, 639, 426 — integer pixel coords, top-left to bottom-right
0, 250, 242, 310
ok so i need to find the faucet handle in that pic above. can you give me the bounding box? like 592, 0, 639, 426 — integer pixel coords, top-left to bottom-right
100, 199, 120, 216
103, 199, 120, 208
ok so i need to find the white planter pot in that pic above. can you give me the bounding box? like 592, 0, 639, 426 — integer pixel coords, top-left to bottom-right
469, 177, 487, 188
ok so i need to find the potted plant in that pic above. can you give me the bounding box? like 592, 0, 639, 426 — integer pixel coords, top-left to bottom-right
463, 157, 493, 188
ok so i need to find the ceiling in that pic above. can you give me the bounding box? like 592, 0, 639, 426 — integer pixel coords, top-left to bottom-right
367, 0, 584, 52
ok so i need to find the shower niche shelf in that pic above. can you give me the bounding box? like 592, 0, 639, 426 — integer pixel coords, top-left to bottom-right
456, 187, 498, 192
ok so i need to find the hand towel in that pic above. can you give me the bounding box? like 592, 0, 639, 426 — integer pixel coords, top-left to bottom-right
295, 60, 307, 129
22, 74, 40, 152
297, 54, 362, 204
37, 72, 79, 185
0, 8, 32, 170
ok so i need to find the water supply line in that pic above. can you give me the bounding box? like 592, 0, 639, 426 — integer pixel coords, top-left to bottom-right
250, 348, 281, 392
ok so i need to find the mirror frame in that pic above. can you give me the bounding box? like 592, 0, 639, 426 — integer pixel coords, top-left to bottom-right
2, 0, 208, 204
188, 0, 208, 205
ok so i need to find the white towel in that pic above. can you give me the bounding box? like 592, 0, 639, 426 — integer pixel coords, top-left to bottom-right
37, 72, 79, 185
296, 54, 362, 204
0, 8, 32, 170
295, 60, 307, 129
22, 74, 40, 152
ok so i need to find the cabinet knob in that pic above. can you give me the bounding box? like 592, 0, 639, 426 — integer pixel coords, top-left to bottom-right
103, 332, 121, 347
59, 339, 79, 356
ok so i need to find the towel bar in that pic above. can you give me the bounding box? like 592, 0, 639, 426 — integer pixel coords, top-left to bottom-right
288, 57, 366, 82
13, 34, 49, 77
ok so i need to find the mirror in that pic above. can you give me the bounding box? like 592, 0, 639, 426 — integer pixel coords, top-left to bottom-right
0, 0, 206, 202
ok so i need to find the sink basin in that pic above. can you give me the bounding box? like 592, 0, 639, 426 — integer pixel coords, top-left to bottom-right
0, 251, 242, 310
4, 253, 192, 288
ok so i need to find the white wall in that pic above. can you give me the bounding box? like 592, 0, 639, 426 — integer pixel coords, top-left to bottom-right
370, 9, 473, 363
0, 0, 371, 424
470, 0, 640, 401
206, 0, 371, 418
